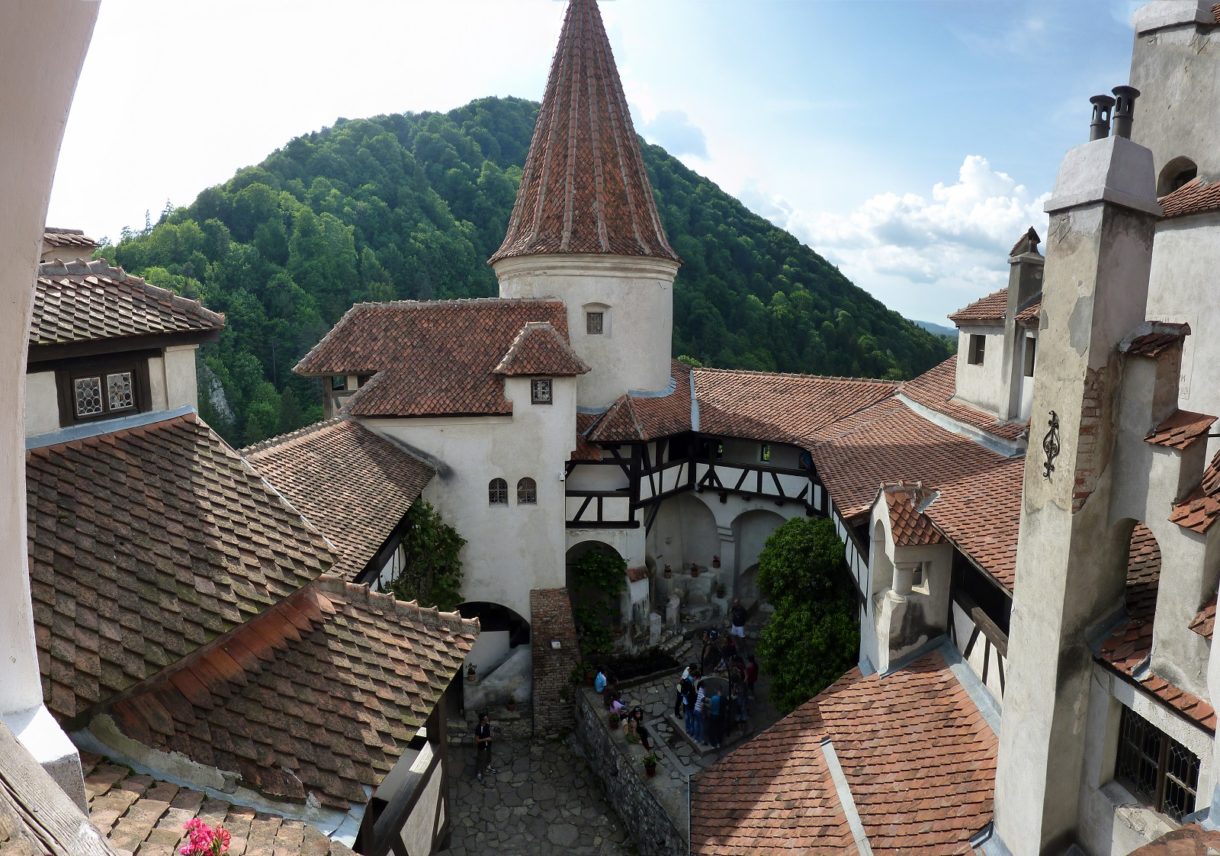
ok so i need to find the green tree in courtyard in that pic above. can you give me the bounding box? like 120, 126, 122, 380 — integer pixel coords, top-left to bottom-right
569, 547, 626, 662
756, 517, 859, 713
386, 501, 465, 612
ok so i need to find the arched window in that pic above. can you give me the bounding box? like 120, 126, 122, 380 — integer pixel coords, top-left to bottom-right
517, 477, 537, 504
1158, 156, 1198, 196
489, 478, 508, 505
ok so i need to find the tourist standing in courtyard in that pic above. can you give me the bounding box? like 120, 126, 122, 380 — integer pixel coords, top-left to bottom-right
475, 713, 497, 783
729, 598, 747, 641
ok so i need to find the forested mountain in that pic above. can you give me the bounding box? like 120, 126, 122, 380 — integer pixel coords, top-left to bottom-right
105, 97, 952, 445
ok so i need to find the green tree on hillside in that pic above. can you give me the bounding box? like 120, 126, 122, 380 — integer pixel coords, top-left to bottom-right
103, 96, 951, 446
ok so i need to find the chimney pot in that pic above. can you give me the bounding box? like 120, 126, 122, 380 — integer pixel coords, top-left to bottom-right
1112, 85, 1140, 139
1088, 94, 1115, 142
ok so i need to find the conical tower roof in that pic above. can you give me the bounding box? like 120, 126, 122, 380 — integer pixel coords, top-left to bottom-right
490, 0, 679, 265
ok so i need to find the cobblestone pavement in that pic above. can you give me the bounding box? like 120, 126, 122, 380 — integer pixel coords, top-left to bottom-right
438, 736, 636, 856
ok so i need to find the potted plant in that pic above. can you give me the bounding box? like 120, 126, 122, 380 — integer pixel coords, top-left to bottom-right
643, 753, 658, 778
712, 555, 721, 568
608, 712, 621, 730
715, 581, 726, 599
466, 663, 477, 683
663, 564, 672, 579
690, 562, 700, 578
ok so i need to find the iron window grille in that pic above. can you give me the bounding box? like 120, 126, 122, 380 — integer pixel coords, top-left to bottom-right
586, 311, 604, 335
1115, 704, 1200, 822
488, 478, 508, 505
517, 477, 537, 504
531, 378, 553, 404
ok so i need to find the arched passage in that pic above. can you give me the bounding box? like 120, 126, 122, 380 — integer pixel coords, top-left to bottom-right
732, 509, 786, 605
649, 491, 718, 571
457, 601, 531, 714
566, 540, 631, 655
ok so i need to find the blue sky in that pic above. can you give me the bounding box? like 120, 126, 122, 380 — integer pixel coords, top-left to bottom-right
48, 0, 1139, 325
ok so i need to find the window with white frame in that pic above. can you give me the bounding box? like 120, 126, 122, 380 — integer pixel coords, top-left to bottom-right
531, 378, 553, 404
517, 477, 537, 504
489, 478, 508, 505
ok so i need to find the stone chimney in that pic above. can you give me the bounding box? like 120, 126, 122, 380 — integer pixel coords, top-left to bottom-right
1003, 228, 1044, 421
1111, 85, 1140, 140
993, 101, 1161, 853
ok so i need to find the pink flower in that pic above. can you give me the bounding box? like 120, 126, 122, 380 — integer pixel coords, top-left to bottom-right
180, 818, 230, 856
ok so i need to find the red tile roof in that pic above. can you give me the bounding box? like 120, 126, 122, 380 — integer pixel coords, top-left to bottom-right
949, 288, 1008, 326
490, 0, 678, 264
880, 482, 943, 546
494, 321, 590, 376
105, 577, 477, 811
586, 360, 694, 442
43, 227, 100, 251
1122, 322, 1192, 358
692, 368, 897, 445
243, 420, 434, 580
812, 397, 1024, 590
900, 356, 1027, 442
295, 298, 570, 418
572, 412, 603, 461
1098, 525, 1217, 733
1131, 823, 1220, 855
83, 754, 352, 855
1159, 177, 1220, 219
1145, 410, 1216, 451
691, 649, 996, 854
31, 259, 224, 348
26, 412, 335, 722
1015, 297, 1041, 326
1170, 451, 1220, 534
1190, 597, 1216, 641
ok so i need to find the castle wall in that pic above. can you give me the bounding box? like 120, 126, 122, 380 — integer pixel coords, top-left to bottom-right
362, 375, 577, 622
495, 255, 678, 409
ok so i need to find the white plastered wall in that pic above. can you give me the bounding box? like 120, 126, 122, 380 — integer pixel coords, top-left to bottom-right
1076, 664, 1215, 855
1145, 214, 1220, 458
362, 375, 576, 622
954, 325, 1007, 414
0, 0, 99, 808
494, 255, 679, 409
24, 370, 59, 436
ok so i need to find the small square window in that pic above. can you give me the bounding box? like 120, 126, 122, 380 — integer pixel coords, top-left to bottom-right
760, 443, 771, 463
531, 378, 553, 405
331, 375, 347, 391
968, 334, 986, 366
586, 311, 604, 335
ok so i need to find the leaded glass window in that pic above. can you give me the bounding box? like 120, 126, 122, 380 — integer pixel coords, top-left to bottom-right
107, 372, 135, 411
74, 377, 104, 417
1115, 704, 1200, 821
531, 378, 553, 405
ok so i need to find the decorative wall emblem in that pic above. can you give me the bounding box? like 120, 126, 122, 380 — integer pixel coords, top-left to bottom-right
1042, 410, 1061, 479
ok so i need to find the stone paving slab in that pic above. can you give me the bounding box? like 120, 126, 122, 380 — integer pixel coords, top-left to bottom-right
438, 737, 636, 856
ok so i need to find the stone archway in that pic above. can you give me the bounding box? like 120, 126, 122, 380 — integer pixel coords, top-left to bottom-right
457, 601, 531, 714
732, 509, 786, 606
565, 540, 633, 654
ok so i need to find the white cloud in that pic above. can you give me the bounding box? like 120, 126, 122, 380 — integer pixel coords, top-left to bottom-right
742, 156, 1050, 323
638, 109, 708, 158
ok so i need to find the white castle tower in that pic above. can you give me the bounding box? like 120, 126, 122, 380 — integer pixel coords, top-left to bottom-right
489, 0, 681, 409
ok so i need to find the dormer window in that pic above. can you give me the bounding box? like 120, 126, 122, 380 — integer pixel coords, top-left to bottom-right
967, 334, 986, 366
531, 378, 553, 405
57, 358, 149, 426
